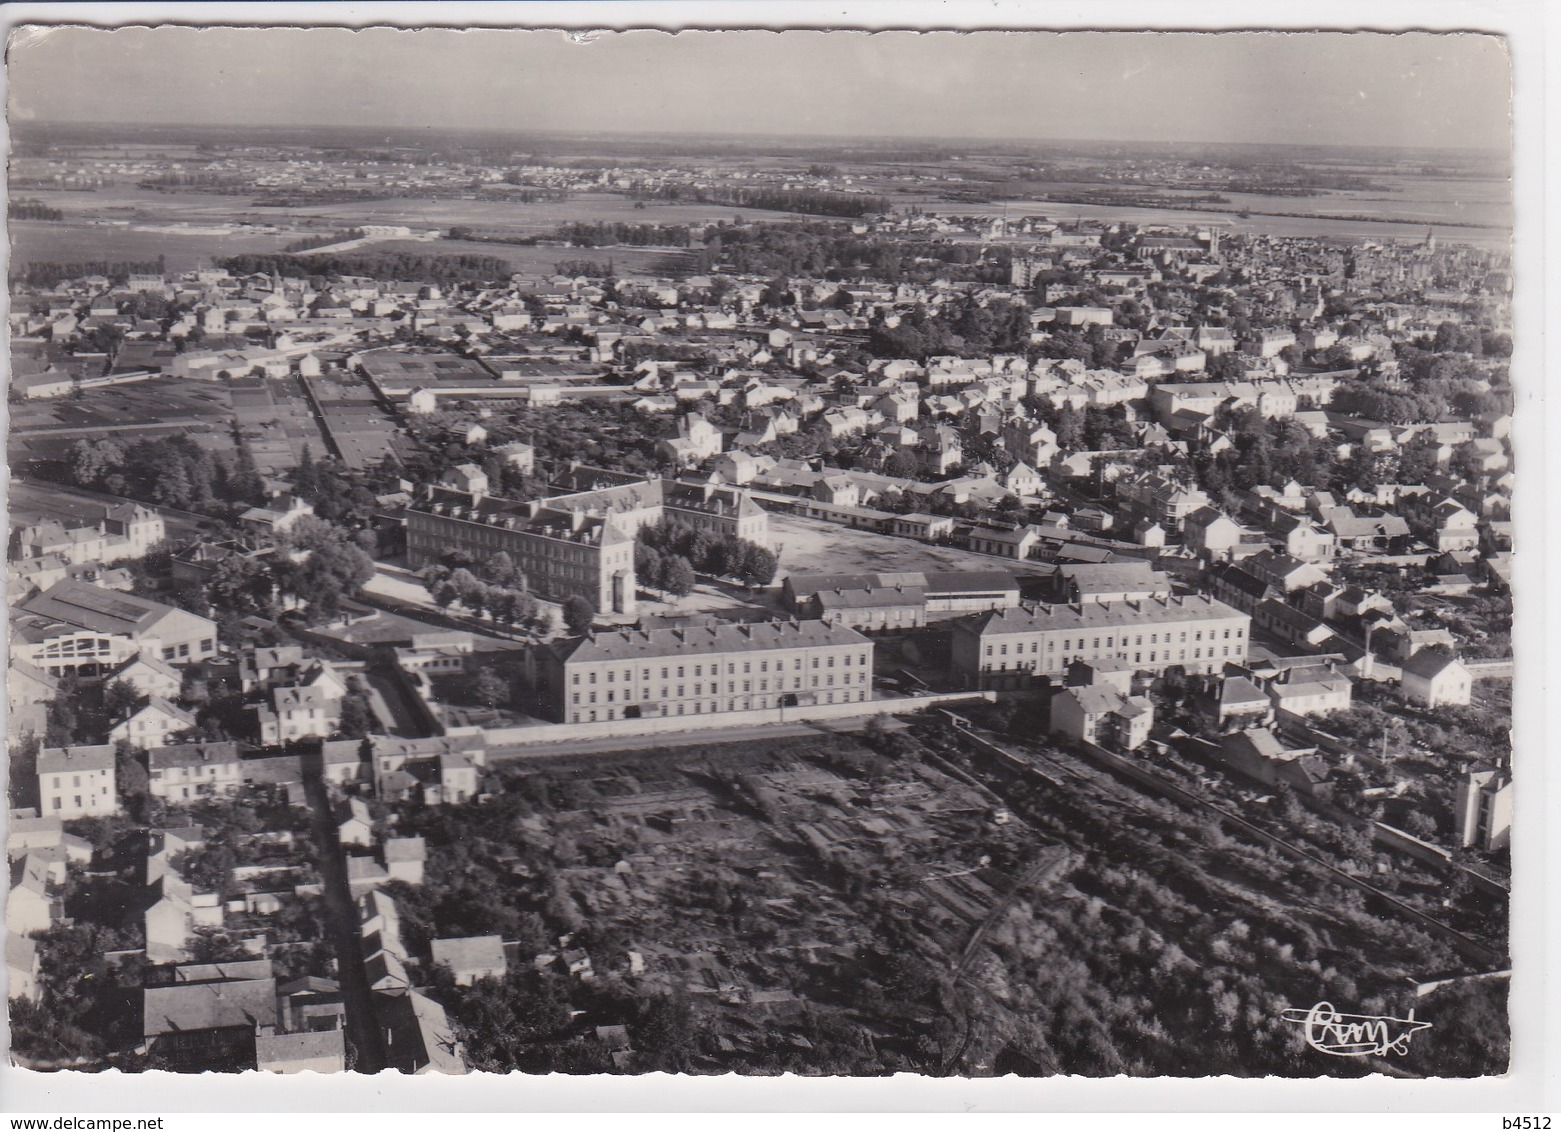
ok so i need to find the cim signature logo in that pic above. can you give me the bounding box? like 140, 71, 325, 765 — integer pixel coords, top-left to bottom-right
1281, 1001, 1432, 1057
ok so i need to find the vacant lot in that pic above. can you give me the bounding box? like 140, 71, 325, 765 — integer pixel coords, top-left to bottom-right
769, 512, 1027, 580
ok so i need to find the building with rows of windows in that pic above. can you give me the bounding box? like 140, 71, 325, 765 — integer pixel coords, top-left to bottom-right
404, 468, 768, 617
533, 620, 873, 724
37, 744, 118, 819
951, 594, 1250, 691
13, 579, 219, 676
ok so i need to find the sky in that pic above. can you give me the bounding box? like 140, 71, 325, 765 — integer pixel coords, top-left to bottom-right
7, 27, 1512, 150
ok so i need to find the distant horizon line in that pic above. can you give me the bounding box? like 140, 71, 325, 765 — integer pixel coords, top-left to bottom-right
13, 119, 1510, 156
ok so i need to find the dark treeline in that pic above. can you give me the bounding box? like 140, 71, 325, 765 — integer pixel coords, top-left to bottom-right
554, 259, 615, 278
12, 258, 166, 289
137, 171, 246, 189
9, 199, 64, 221
703, 222, 1008, 284
216, 251, 514, 285
866, 298, 1033, 361
66, 434, 266, 514
551, 221, 695, 248
636, 517, 778, 589
648, 185, 890, 219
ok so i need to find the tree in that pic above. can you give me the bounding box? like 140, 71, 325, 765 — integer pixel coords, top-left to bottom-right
292, 444, 321, 501
662, 555, 696, 600
229, 437, 266, 504
470, 669, 510, 709
1055, 407, 1085, 452
115, 741, 149, 801
634, 543, 663, 592
483, 551, 518, 588
337, 693, 376, 740
562, 595, 596, 636
102, 679, 143, 721
737, 545, 779, 587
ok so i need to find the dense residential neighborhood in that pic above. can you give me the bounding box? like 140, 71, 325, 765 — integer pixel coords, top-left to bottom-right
6, 91, 1516, 1078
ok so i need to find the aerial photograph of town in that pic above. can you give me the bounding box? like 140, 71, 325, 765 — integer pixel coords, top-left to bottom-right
4, 24, 1522, 1087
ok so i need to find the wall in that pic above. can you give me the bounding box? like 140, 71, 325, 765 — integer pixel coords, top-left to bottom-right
482, 690, 995, 748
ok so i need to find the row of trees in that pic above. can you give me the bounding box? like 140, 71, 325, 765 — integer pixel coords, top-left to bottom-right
10, 198, 63, 221
67, 433, 267, 514
419, 560, 554, 634
652, 184, 889, 218
548, 221, 696, 248
274, 516, 377, 620
553, 259, 614, 278
703, 222, 1005, 285
215, 251, 514, 286
635, 517, 778, 587
13, 257, 165, 289
290, 445, 384, 527
866, 298, 1033, 361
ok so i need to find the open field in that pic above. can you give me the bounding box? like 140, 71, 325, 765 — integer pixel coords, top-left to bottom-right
9, 189, 791, 273
769, 512, 1029, 580
8, 377, 233, 434
8, 219, 297, 271
18, 187, 799, 233
906, 179, 1512, 248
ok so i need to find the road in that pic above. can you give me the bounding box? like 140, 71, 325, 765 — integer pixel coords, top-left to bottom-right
10, 418, 211, 438
486, 716, 882, 762
300, 770, 388, 1073
10, 476, 213, 540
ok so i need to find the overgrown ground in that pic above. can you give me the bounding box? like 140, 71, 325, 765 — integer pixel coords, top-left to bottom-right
386, 718, 1507, 1077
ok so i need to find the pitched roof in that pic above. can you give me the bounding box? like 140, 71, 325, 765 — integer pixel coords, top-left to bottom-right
6, 933, 40, 972
376, 989, 467, 1074
1061, 684, 1128, 715
550, 619, 868, 665
23, 579, 205, 637
430, 935, 506, 976
1403, 649, 1466, 679
383, 837, 426, 862
167, 959, 275, 984
38, 744, 116, 774
814, 585, 925, 611
1220, 676, 1271, 708
125, 697, 196, 727
142, 977, 278, 1038
149, 742, 242, 771
963, 594, 1245, 638
110, 652, 181, 683
256, 1028, 346, 1071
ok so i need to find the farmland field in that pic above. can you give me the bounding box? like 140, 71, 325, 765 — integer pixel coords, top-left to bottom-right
17, 187, 799, 233
9, 189, 804, 273
900, 171, 1512, 248
7, 220, 296, 271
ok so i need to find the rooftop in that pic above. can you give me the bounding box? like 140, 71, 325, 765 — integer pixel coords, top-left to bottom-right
552, 619, 869, 665
962, 595, 1246, 637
